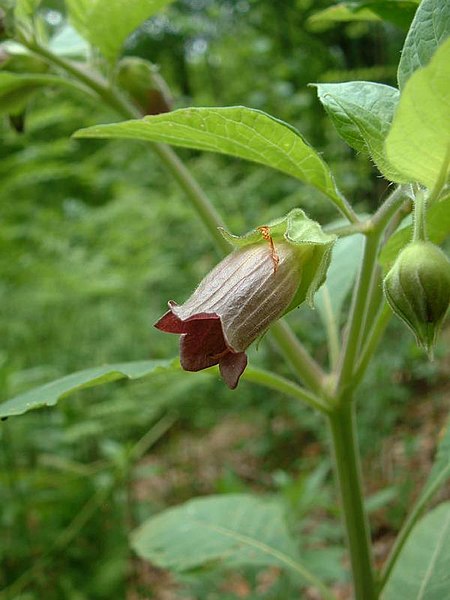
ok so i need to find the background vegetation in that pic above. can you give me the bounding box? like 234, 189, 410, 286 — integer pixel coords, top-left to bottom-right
0, 1, 448, 598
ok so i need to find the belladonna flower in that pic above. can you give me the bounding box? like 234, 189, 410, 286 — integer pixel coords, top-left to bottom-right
155, 209, 336, 389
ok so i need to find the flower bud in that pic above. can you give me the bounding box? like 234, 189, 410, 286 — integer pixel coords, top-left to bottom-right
383, 241, 450, 357
155, 209, 336, 389
117, 57, 173, 115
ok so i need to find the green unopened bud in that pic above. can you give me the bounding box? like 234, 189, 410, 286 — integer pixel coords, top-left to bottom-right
116, 57, 173, 115
383, 241, 450, 357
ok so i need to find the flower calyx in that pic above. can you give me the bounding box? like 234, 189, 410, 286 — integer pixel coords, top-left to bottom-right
383, 241, 450, 357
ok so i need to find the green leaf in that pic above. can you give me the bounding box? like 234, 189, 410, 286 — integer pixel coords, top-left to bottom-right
398, 0, 450, 90
385, 39, 450, 190
314, 82, 402, 181
14, 0, 40, 20
423, 417, 450, 503
65, 0, 174, 62
0, 71, 67, 115
0, 359, 179, 418
131, 494, 329, 592
74, 106, 347, 212
379, 197, 450, 271
383, 502, 450, 600
308, 2, 418, 31
315, 233, 364, 324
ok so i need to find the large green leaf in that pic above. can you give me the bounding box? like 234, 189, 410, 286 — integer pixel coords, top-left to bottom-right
398, 0, 450, 89
315, 82, 402, 180
131, 494, 330, 594
383, 502, 450, 600
379, 197, 450, 271
65, 0, 174, 61
0, 359, 179, 418
75, 106, 347, 212
385, 39, 450, 190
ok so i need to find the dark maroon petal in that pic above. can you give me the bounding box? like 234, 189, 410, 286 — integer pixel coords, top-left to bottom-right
219, 352, 248, 390
179, 317, 228, 372
154, 309, 186, 333
154, 302, 221, 334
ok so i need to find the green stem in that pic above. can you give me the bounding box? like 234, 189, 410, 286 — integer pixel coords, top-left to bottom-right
270, 320, 325, 394
353, 303, 391, 389
328, 402, 376, 600
413, 190, 428, 242
321, 285, 341, 370
337, 232, 380, 393
242, 366, 329, 413
151, 143, 231, 254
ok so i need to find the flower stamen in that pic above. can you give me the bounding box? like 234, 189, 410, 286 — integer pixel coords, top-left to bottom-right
257, 225, 279, 273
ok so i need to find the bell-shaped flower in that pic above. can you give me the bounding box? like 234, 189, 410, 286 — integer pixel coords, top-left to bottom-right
155, 209, 336, 389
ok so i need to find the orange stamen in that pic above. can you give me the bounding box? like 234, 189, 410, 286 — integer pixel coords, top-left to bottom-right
257, 225, 279, 273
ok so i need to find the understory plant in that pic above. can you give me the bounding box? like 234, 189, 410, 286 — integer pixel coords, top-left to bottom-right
1, 1, 450, 598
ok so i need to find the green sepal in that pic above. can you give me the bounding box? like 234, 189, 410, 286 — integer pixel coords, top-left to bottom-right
219, 208, 336, 310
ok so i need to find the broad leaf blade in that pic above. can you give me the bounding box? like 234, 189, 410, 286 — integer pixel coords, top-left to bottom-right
132, 494, 325, 589
383, 502, 450, 600
379, 197, 450, 271
315, 82, 402, 181
398, 0, 450, 90
385, 39, 450, 190
0, 359, 179, 417
65, 0, 174, 61
74, 106, 346, 211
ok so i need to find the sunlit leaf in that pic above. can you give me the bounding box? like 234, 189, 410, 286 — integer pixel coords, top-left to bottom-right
0, 359, 179, 417
383, 502, 450, 600
385, 39, 450, 190
315, 82, 402, 181
65, 0, 174, 61
398, 0, 450, 89
75, 106, 348, 213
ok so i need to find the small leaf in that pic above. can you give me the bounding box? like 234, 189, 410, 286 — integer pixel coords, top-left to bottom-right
379, 197, 450, 271
385, 39, 450, 190
315, 82, 402, 181
382, 502, 450, 600
398, 0, 450, 89
0, 359, 179, 418
132, 494, 328, 590
74, 106, 347, 212
65, 0, 174, 62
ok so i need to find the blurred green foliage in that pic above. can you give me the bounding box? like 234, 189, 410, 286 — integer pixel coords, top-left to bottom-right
0, 1, 447, 598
